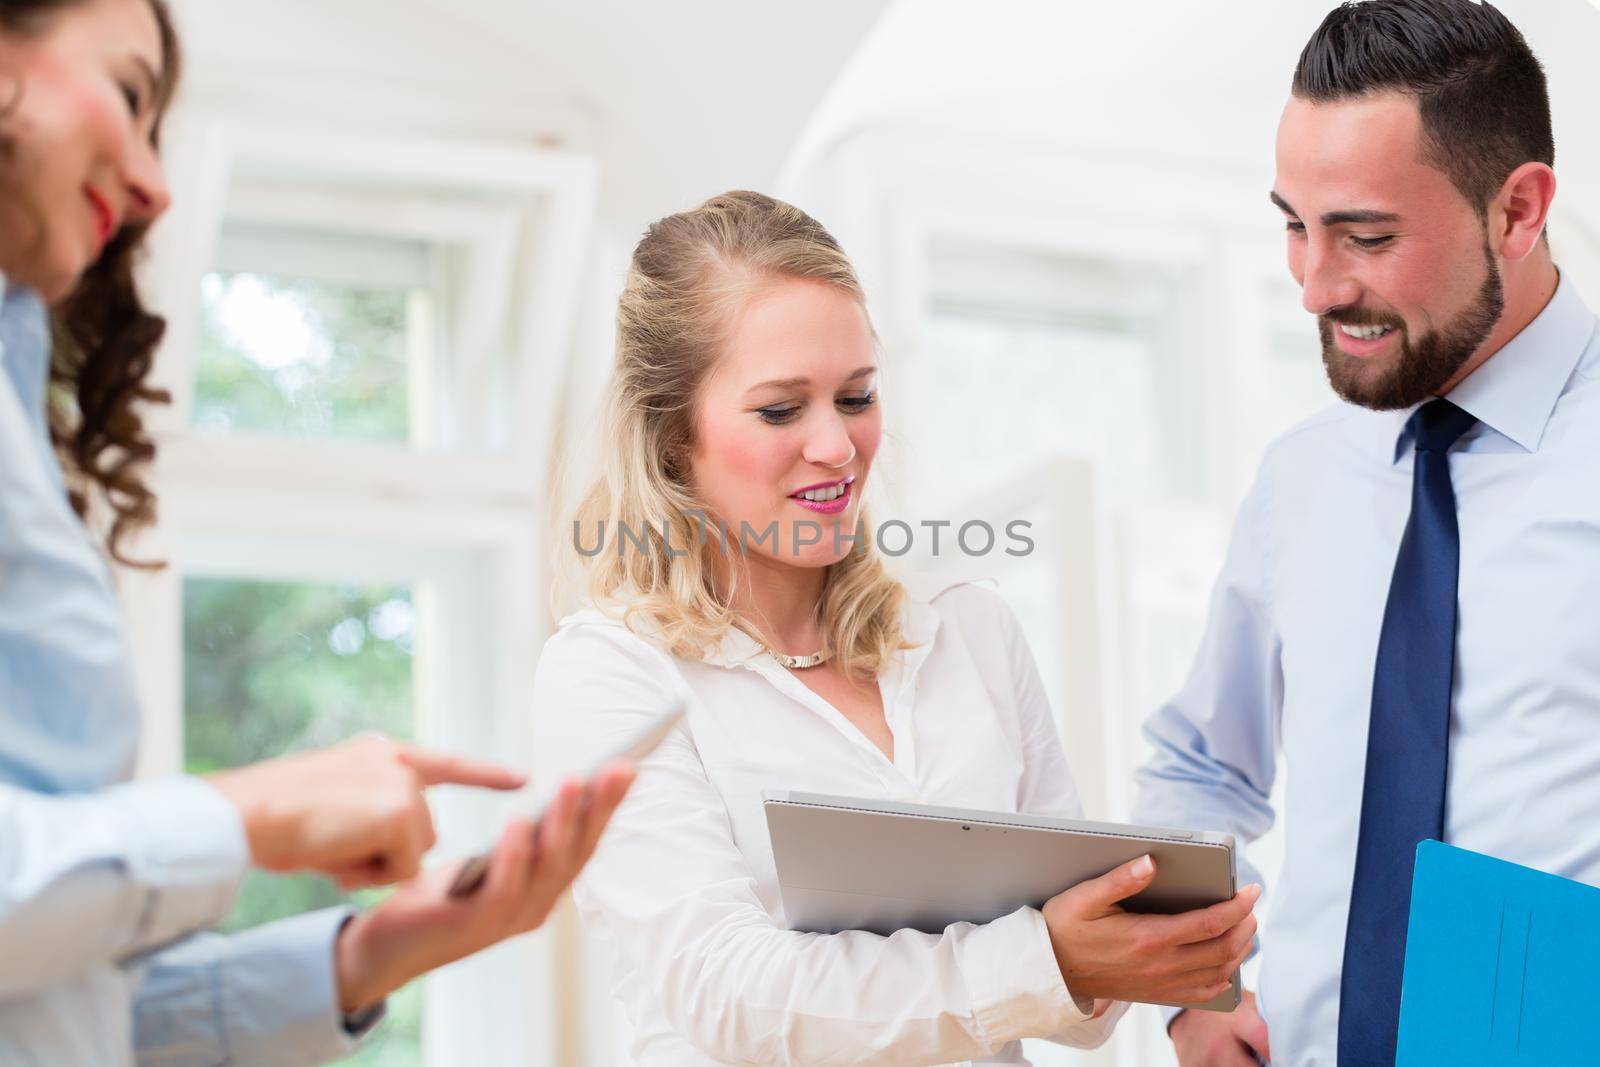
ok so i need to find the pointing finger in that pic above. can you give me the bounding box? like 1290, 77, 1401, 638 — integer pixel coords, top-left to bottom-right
398, 746, 527, 790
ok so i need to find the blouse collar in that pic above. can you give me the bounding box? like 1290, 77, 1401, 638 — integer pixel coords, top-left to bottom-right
564, 573, 974, 673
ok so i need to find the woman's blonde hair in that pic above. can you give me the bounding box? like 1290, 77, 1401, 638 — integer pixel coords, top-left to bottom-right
566, 190, 907, 677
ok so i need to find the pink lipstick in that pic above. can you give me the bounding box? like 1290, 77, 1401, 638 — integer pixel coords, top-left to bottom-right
789, 476, 855, 516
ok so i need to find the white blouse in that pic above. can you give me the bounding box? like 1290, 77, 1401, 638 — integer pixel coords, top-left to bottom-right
541, 575, 1127, 1066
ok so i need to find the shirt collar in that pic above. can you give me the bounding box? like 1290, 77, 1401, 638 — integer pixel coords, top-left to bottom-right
1389, 270, 1594, 463
895, 572, 966, 649
708, 623, 767, 668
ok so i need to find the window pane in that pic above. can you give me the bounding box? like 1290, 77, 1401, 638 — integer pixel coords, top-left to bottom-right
183, 577, 421, 1065
193, 271, 420, 444
921, 243, 1199, 506
923, 311, 1173, 501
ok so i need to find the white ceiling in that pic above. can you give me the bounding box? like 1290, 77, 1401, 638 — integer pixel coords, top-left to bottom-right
785, 0, 1600, 236
171, 0, 893, 233
167, 0, 1600, 244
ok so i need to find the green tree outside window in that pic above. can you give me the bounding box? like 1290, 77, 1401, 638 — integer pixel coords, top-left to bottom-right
184, 578, 423, 1067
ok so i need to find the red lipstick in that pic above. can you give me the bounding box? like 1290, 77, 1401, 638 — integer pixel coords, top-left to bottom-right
84, 187, 116, 252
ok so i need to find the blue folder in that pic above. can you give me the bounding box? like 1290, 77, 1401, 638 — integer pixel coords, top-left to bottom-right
1396, 840, 1600, 1065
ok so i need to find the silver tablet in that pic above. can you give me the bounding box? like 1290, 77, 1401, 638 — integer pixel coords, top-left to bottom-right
764, 790, 1241, 1012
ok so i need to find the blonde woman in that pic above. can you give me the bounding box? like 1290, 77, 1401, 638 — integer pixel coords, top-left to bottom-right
540, 191, 1258, 1066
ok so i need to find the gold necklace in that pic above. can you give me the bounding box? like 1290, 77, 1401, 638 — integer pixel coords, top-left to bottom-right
739, 624, 831, 669
765, 646, 831, 670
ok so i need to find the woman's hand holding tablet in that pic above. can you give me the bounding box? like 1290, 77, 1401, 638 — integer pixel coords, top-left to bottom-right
766, 790, 1253, 1012
1043, 855, 1261, 1007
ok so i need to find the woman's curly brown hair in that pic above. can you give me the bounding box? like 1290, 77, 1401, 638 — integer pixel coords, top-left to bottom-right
49, 220, 173, 567
2, 0, 181, 568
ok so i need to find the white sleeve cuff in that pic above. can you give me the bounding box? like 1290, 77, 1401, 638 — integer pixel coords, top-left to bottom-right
956, 905, 1090, 1047
107, 776, 248, 956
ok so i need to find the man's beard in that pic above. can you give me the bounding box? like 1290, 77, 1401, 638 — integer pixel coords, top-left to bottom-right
1318, 244, 1504, 411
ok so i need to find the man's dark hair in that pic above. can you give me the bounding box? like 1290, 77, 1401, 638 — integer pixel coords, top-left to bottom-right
1293, 0, 1553, 215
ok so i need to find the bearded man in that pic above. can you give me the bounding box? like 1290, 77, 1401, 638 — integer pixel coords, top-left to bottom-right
1133, 2, 1600, 1065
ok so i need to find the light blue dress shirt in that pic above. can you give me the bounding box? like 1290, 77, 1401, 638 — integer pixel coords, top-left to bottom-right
0, 274, 371, 1066
1134, 272, 1600, 1067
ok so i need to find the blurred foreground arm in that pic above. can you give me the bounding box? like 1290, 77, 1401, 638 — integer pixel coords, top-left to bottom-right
131, 764, 631, 1067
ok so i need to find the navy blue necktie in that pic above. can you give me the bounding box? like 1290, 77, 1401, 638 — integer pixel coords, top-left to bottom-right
1338, 398, 1477, 1066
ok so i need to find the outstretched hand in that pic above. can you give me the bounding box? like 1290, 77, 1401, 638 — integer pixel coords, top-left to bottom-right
332, 762, 635, 1014
207, 734, 527, 888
